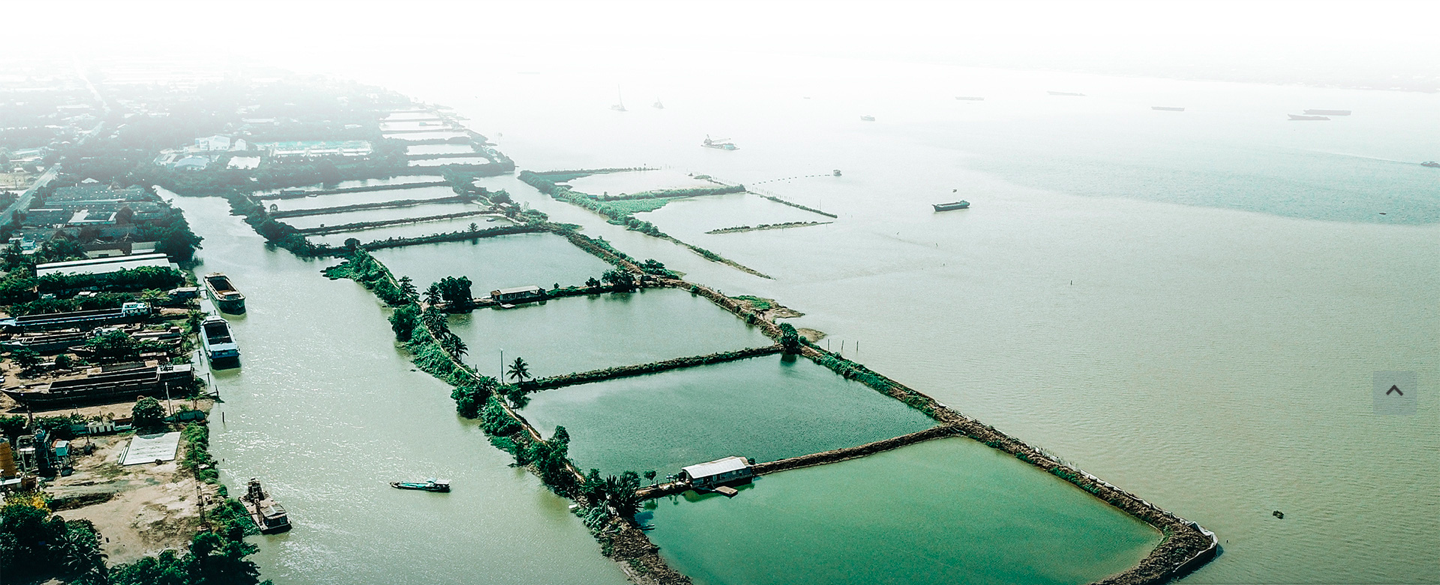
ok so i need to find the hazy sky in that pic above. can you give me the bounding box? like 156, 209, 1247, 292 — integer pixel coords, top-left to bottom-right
5, 1, 1438, 89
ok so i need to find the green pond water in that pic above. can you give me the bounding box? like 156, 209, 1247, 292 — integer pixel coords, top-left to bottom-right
448, 288, 770, 379
519, 355, 936, 476
643, 437, 1161, 585
370, 233, 613, 292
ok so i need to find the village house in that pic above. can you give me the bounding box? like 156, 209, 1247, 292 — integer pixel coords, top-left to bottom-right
490, 285, 545, 304
679, 456, 754, 489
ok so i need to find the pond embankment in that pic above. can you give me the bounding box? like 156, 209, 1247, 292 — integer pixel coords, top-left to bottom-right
268, 195, 475, 219
523, 345, 783, 392
254, 181, 448, 200
295, 210, 495, 235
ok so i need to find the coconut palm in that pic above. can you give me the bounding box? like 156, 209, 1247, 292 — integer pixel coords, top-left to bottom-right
508, 357, 532, 383
440, 333, 468, 358
424, 283, 442, 307
398, 276, 418, 302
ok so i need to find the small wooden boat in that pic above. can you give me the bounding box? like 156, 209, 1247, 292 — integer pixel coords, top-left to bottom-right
391, 479, 450, 492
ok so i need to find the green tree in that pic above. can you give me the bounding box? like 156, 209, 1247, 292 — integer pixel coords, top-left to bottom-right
10, 347, 41, 371
52, 353, 73, 370
424, 283, 441, 307
388, 305, 419, 342
435, 276, 473, 308
644, 470, 657, 485
132, 396, 166, 434
778, 323, 802, 354
87, 330, 141, 362
438, 332, 467, 358
450, 378, 496, 418
502, 383, 530, 409
397, 276, 418, 303
585, 277, 601, 288
507, 357, 531, 384
601, 269, 636, 291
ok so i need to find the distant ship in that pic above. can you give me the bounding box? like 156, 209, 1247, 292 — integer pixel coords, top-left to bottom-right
203, 273, 245, 314
933, 201, 970, 212
652, 98, 664, 109
702, 135, 737, 150
1422, 161, 1439, 168
1288, 114, 1330, 121
1048, 91, 1086, 97
860, 115, 875, 121
954, 96, 985, 101
611, 85, 626, 112
1152, 106, 1185, 112
1303, 109, 1350, 116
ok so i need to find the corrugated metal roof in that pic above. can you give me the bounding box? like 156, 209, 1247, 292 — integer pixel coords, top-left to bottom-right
36, 253, 171, 278
494, 285, 542, 295
682, 456, 750, 479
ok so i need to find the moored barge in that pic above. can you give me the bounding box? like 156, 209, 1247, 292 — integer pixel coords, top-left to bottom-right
203, 273, 246, 314
200, 316, 239, 361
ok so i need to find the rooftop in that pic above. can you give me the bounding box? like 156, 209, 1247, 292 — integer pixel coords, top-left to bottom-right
682, 456, 751, 479
36, 253, 172, 278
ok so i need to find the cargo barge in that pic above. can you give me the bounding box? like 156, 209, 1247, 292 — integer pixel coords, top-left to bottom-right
200, 316, 239, 361
203, 273, 246, 314
933, 201, 971, 212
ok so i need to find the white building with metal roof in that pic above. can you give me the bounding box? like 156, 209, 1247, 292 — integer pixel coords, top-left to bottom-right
679, 456, 753, 489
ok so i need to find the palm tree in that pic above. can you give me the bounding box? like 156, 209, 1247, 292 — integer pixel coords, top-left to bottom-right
424, 283, 442, 307
508, 357, 531, 383
440, 333, 468, 358
399, 276, 418, 302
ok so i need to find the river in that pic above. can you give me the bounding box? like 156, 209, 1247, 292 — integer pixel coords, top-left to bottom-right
169, 193, 630, 585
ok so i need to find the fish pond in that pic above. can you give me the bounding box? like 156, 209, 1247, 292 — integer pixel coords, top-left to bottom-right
562, 169, 716, 195
519, 355, 936, 475
642, 437, 1161, 585
406, 143, 477, 155
281, 201, 481, 230
447, 288, 771, 379
253, 175, 438, 197
270, 185, 459, 212
309, 216, 512, 247
635, 193, 830, 238
370, 232, 612, 292
409, 156, 492, 167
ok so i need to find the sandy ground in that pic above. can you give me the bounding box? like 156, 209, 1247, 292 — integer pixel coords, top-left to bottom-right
47, 432, 221, 563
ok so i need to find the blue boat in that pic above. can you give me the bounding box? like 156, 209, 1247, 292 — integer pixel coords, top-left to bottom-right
391, 479, 450, 492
